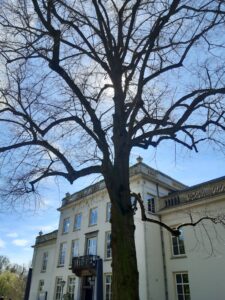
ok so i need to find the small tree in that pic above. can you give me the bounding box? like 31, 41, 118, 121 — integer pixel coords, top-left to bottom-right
0, 256, 27, 300
0, 1, 225, 299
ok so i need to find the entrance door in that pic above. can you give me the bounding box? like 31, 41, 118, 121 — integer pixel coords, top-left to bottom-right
82, 276, 95, 300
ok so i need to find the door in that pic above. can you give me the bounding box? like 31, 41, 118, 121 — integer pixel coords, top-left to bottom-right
82, 276, 95, 300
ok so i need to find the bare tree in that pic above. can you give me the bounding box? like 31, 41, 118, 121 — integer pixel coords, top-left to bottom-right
0, 1, 225, 299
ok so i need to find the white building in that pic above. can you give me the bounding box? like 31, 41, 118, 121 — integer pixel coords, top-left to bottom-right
27, 159, 225, 300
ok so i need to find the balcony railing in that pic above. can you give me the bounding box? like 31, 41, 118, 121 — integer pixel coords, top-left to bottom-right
72, 255, 100, 277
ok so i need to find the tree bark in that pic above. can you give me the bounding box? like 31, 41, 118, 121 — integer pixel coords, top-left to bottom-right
103, 155, 139, 300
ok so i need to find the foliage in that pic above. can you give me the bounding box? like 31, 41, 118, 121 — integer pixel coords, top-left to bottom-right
0, 256, 27, 300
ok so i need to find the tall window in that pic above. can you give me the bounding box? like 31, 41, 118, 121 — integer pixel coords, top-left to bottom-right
71, 239, 79, 262
89, 208, 98, 226
172, 230, 185, 256
62, 217, 70, 234
86, 237, 97, 255
175, 273, 191, 300
58, 242, 67, 266
106, 203, 111, 222
55, 277, 63, 300
74, 213, 82, 230
41, 252, 48, 272
67, 276, 76, 300
105, 232, 112, 259
147, 196, 155, 213
38, 279, 44, 292
105, 274, 112, 300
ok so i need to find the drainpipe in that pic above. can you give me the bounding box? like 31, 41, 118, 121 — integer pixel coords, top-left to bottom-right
142, 181, 150, 300
144, 222, 150, 300
160, 220, 169, 300
156, 183, 169, 300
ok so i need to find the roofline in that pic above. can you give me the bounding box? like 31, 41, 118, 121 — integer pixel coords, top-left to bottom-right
59, 162, 187, 210
161, 175, 225, 198
34, 229, 58, 247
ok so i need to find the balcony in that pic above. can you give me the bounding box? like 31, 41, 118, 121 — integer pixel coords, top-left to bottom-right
72, 255, 100, 277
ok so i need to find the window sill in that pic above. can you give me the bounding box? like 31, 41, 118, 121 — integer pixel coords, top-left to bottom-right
170, 255, 187, 259
40, 270, 46, 273
73, 228, 81, 231
62, 232, 69, 235
88, 223, 97, 227
104, 258, 112, 261
57, 265, 65, 268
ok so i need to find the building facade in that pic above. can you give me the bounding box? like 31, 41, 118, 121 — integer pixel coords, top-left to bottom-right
27, 159, 225, 300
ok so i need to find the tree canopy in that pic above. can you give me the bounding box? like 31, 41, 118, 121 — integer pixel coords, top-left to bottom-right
0, 1, 224, 200
0, 1, 225, 299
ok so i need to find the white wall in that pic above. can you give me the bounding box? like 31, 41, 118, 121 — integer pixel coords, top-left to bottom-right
161, 197, 225, 300
29, 241, 57, 300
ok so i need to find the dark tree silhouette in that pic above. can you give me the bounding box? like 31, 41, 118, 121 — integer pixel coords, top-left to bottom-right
0, 1, 225, 299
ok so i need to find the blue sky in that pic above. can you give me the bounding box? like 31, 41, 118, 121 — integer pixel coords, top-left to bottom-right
0, 141, 224, 267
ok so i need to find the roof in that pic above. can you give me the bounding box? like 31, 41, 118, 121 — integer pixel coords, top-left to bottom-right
34, 230, 58, 246
60, 161, 187, 209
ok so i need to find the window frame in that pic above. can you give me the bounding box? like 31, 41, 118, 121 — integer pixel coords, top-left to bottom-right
175, 272, 191, 300
58, 242, 67, 266
71, 239, 79, 263
38, 279, 44, 292
147, 194, 155, 213
89, 207, 98, 226
74, 213, 82, 231
41, 251, 48, 272
106, 202, 111, 222
62, 217, 70, 234
67, 276, 76, 300
171, 230, 186, 256
86, 236, 97, 255
105, 231, 112, 259
55, 277, 63, 300
105, 273, 112, 300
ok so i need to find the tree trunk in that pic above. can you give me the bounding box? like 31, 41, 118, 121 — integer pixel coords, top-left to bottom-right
103, 157, 139, 300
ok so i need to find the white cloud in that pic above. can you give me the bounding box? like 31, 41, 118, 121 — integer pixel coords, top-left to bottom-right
0, 238, 5, 248
12, 239, 29, 247
6, 232, 18, 238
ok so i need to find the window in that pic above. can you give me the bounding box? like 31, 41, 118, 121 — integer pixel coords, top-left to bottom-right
67, 276, 76, 300
175, 273, 191, 300
147, 196, 155, 213
71, 239, 79, 262
38, 280, 44, 292
106, 203, 111, 222
105, 274, 112, 300
105, 232, 112, 259
172, 230, 185, 256
58, 242, 67, 266
41, 252, 48, 272
74, 213, 82, 230
62, 217, 70, 234
55, 277, 63, 300
89, 208, 98, 226
86, 236, 97, 255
